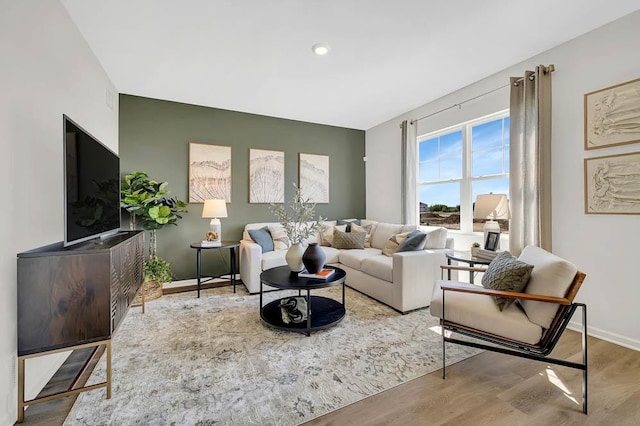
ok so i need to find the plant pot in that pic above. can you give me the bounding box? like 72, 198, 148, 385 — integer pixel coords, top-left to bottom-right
286, 242, 305, 272
302, 242, 326, 274
471, 247, 480, 257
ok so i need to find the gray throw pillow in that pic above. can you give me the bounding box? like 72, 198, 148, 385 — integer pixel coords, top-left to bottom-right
337, 219, 361, 232
397, 230, 427, 252
332, 229, 366, 249
481, 251, 533, 311
248, 227, 274, 253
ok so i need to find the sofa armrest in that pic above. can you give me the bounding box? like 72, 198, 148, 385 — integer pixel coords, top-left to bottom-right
239, 240, 263, 293
392, 249, 448, 312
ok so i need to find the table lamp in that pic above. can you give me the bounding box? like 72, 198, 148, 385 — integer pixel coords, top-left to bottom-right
202, 199, 227, 246
473, 193, 510, 250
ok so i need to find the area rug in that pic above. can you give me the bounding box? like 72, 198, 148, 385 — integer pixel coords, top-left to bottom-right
65, 285, 480, 425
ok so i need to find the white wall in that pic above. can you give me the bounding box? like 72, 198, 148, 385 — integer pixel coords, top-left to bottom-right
0, 1, 118, 423
366, 11, 640, 351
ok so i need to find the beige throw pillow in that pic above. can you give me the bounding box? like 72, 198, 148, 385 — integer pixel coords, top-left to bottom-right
382, 231, 412, 256
320, 224, 347, 246
332, 229, 366, 249
267, 225, 290, 250
351, 223, 374, 248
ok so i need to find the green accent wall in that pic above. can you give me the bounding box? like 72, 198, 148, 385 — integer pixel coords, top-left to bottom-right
119, 94, 365, 281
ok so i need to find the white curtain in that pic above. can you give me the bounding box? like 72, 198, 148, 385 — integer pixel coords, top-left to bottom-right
401, 120, 417, 225
509, 65, 553, 255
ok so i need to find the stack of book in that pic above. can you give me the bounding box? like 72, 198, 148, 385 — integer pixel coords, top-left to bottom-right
475, 249, 498, 261
298, 268, 335, 279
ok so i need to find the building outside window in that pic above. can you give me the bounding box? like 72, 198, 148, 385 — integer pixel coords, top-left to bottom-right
417, 110, 510, 234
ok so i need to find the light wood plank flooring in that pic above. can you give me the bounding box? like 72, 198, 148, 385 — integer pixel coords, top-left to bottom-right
304, 330, 640, 426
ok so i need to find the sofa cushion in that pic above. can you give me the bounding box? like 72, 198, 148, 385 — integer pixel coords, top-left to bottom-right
339, 248, 382, 271
248, 226, 274, 253
397, 230, 427, 252
382, 231, 413, 256
418, 226, 449, 249
320, 246, 340, 264
268, 225, 290, 250
517, 246, 578, 329
361, 255, 393, 282
481, 251, 533, 311
332, 229, 366, 249
430, 281, 542, 345
261, 250, 287, 270
370, 223, 404, 249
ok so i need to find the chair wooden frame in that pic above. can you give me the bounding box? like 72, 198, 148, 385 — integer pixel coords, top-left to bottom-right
439, 266, 588, 414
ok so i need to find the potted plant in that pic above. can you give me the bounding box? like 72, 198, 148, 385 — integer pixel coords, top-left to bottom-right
270, 184, 325, 272
471, 242, 481, 257
121, 171, 188, 300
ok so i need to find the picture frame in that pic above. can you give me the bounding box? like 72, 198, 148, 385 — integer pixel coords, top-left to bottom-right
584, 77, 640, 150
189, 143, 231, 203
249, 148, 284, 203
484, 232, 500, 251
299, 153, 329, 203
584, 151, 640, 215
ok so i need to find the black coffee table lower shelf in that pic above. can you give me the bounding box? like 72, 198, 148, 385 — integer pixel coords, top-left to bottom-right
261, 295, 346, 335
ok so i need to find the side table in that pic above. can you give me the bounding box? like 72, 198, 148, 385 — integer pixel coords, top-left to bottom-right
445, 251, 491, 284
190, 241, 240, 298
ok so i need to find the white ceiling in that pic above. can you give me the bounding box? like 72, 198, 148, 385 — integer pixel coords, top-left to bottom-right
61, 0, 639, 130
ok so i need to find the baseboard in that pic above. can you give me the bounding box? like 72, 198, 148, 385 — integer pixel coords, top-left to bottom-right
568, 321, 640, 352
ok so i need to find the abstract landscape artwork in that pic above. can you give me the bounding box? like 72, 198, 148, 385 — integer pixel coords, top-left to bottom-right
584, 151, 640, 214
189, 143, 231, 203
249, 149, 284, 203
299, 153, 329, 203
584, 77, 640, 150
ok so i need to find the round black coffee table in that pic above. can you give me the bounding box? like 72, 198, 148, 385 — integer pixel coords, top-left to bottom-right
259, 265, 346, 336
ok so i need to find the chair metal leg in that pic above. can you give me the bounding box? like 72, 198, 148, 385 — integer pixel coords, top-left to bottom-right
580, 303, 588, 415
442, 290, 446, 379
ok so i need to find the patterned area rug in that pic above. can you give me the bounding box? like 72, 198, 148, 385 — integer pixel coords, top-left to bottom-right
65, 285, 479, 425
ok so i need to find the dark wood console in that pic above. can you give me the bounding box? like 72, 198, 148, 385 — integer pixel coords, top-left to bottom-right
16, 230, 144, 422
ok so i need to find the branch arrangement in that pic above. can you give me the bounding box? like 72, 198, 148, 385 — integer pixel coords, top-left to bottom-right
270, 184, 325, 244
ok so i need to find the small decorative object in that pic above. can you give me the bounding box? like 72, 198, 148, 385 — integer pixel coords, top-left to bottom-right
249, 148, 285, 203
471, 242, 481, 257
585, 151, 640, 214
270, 183, 325, 272
584, 77, 640, 150
299, 153, 329, 203
474, 193, 510, 250
202, 199, 227, 246
285, 242, 305, 272
279, 297, 309, 324
302, 242, 326, 274
189, 142, 231, 202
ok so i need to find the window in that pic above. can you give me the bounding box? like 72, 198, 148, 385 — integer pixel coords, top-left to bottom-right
417, 111, 510, 233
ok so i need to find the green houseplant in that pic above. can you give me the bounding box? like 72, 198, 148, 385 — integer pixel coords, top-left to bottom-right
121, 171, 187, 300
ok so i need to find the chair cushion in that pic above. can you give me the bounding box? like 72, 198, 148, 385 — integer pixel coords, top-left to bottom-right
248, 227, 274, 253
481, 251, 533, 311
430, 281, 543, 345
332, 229, 366, 249
361, 255, 393, 282
517, 246, 578, 329
261, 250, 287, 270
370, 223, 404, 249
339, 248, 382, 271
397, 230, 427, 252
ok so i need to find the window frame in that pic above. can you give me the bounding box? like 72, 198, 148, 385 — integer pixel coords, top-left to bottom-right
416, 109, 510, 234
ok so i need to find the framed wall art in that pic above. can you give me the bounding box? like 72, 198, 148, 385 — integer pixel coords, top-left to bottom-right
584, 77, 640, 150
249, 148, 284, 203
299, 153, 329, 203
189, 143, 231, 203
584, 151, 640, 214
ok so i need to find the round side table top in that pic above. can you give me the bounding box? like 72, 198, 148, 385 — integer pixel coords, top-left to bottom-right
190, 241, 240, 249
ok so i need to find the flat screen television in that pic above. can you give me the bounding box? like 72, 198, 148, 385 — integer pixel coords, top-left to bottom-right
64, 115, 121, 247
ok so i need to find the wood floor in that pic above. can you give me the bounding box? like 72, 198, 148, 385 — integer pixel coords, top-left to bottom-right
18, 327, 640, 425
304, 330, 640, 426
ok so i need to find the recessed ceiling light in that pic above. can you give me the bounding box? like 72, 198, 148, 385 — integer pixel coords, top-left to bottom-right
312, 43, 330, 56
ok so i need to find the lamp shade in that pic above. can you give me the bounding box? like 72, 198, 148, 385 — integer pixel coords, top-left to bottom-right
202, 199, 228, 218
474, 194, 511, 220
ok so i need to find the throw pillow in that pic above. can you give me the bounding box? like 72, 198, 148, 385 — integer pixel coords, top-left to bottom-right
397, 230, 427, 252
382, 231, 412, 256
481, 251, 534, 311
319, 224, 347, 246
267, 225, 291, 250
248, 227, 273, 253
337, 219, 361, 232
351, 223, 374, 248
332, 229, 366, 249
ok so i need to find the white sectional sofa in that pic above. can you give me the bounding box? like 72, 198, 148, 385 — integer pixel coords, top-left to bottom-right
239, 220, 453, 313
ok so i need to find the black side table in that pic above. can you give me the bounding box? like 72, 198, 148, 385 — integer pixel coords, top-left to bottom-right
445, 251, 491, 284
190, 241, 240, 298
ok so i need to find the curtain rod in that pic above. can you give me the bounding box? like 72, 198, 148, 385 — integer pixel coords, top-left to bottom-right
409, 64, 555, 125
